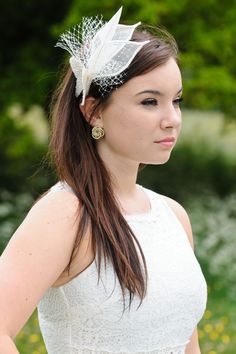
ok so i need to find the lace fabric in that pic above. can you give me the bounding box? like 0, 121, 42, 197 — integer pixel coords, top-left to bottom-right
67, 345, 187, 354
56, 8, 148, 104
38, 182, 207, 354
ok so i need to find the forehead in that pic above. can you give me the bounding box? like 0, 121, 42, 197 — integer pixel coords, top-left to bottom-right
114, 58, 182, 97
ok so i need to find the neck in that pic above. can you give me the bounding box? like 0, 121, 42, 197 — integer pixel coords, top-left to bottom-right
96, 146, 152, 215
111, 168, 139, 198
98, 147, 139, 198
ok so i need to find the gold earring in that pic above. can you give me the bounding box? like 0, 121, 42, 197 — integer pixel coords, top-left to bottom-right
91, 126, 105, 140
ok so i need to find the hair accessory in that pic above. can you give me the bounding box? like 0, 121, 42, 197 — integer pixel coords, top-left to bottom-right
91, 126, 105, 140
55, 7, 149, 105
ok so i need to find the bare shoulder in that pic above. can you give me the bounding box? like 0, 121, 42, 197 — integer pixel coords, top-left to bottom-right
19, 187, 81, 270
18, 188, 80, 254
0, 188, 80, 338
162, 195, 194, 249
31, 186, 79, 218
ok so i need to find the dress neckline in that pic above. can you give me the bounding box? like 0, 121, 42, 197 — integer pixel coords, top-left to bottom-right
54, 181, 156, 222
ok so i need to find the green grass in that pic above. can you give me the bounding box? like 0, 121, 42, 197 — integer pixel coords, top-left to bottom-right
199, 288, 236, 353
15, 290, 236, 354
15, 311, 46, 354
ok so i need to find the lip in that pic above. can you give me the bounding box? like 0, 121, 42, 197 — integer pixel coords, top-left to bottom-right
154, 137, 176, 147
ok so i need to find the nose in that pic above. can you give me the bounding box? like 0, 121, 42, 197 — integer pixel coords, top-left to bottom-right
160, 105, 182, 130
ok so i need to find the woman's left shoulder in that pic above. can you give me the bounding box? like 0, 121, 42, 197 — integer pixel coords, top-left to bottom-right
162, 195, 194, 249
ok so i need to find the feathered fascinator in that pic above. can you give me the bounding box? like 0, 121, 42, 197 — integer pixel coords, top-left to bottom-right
55, 7, 149, 105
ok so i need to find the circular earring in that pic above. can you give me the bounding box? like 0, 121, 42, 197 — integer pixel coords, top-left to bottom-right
92, 126, 105, 140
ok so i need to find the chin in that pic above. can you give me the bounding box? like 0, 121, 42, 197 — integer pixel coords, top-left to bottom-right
143, 153, 172, 165
160, 154, 173, 164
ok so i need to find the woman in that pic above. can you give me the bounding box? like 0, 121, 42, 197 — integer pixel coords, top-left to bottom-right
0, 8, 207, 354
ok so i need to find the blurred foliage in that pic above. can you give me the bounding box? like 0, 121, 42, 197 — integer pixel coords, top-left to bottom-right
0, 191, 33, 254
16, 310, 47, 354
0, 0, 236, 118
52, 0, 236, 119
0, 111, 51, 194
199, 295, 236, 354
187, 192, 236, 299
0, 0, 72, 111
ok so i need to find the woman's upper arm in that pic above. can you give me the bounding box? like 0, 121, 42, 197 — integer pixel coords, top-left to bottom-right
0, 191, 79, 338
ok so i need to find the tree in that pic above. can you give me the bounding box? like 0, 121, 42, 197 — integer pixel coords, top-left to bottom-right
1, 0, 235, 118
0, 0, 72, 111
56, 0, 236, 119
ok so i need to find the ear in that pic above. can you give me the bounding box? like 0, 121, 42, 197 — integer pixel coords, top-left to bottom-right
79, 97, 102, 127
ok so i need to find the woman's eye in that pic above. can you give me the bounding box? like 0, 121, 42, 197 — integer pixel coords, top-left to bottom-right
173, 97, 184, 106
141, 98, 158, 106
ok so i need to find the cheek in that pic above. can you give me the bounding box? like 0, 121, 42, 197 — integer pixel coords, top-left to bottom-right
104, 105, 137, 133
103, 110, 147, 154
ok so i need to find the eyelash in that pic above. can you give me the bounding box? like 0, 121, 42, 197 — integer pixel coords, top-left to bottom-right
174, 97, 184, 105
141, 98, 157, 106
141, 97, 184, 106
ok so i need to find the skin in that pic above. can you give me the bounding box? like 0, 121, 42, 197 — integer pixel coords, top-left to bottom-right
0, 58, 201, 353
83, 57, 201, 353
83, 58, 182, 200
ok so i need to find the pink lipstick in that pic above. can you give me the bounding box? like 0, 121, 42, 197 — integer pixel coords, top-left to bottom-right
154, 137, 175, 147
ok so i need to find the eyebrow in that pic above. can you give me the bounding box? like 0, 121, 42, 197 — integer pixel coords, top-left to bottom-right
135, 88, 183, 96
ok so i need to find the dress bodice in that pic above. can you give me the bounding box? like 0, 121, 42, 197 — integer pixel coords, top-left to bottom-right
37, 182, 207, 354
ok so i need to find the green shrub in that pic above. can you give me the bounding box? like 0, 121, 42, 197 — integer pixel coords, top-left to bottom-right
138, 143, 236, 201
0, 111, 50, 194
0, 191, 33, 254
186, 192, 236, 299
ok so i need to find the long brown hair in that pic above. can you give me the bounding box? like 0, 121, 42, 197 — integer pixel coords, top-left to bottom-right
49, 27, 179, 309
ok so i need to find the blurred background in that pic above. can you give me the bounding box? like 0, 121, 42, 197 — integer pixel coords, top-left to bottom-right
0, 0, 236, 353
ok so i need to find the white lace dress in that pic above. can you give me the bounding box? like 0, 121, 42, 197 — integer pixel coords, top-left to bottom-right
37, 182, 207, 354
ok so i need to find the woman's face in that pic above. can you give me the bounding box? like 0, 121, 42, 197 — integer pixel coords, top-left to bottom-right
97, 57, 182, 165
